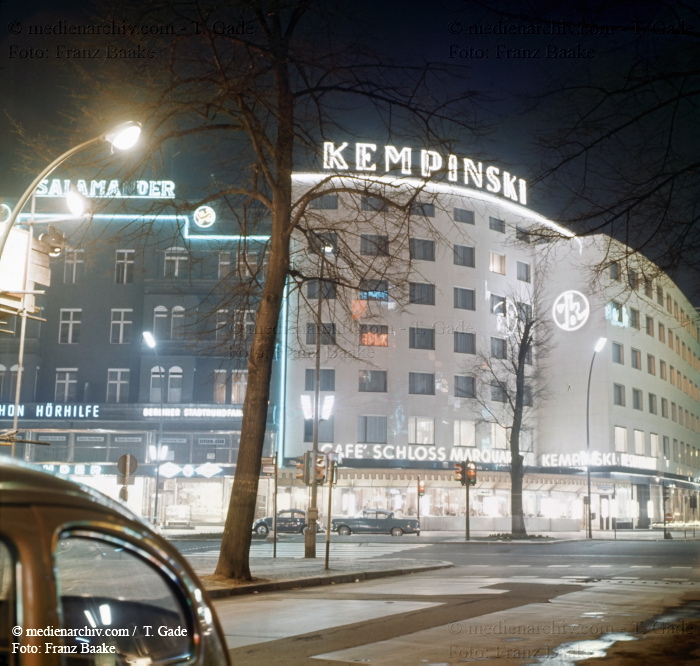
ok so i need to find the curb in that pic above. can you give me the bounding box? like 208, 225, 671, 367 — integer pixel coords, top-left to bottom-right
204, 561, 453, 599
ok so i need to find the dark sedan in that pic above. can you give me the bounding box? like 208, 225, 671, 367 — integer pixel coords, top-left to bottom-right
252, 509, 322, 536
331, 509, 420, 536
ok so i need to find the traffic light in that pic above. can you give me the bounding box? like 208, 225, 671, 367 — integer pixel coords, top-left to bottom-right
293, 453, 311, 485
314, 453, 326, 485
466, 461, 477, 486
454, 462, 467, 486
418, 479, 426, 497
662, 486, 669, 502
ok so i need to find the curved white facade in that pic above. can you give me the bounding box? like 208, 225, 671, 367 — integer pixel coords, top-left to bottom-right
283, 172, 699, 530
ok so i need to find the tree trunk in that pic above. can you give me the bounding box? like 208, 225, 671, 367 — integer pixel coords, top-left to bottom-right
510, 451, 528, 538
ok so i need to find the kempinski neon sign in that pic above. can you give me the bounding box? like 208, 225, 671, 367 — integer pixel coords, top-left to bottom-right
36, 178, 175, 199
322, 142, 528, 206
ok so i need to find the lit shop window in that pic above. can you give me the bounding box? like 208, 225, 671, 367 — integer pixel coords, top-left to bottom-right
360, 324, 389, 347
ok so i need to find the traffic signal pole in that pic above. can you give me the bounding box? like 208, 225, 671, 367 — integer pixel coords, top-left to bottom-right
466, 480, 470, 541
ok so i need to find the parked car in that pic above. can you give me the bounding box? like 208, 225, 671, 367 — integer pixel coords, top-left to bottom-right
0, 457, 230, 664
332, 510, 420, 536
252, 509, 323, 536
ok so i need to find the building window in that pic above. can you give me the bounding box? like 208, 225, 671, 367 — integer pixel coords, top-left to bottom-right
647, 354, 656, 375
628, 269, 638, 290
408, 372, 434, 395
517, 261, 531, 282
489, 216, 505, 233
306, 322, 336, 345
167, 366, 183, 403
231, 370, 247, 404
610, 301, 623, 324
658, 322, 666, 345
612, 342, 624, 364
360, 324, 389, 346
648, 393, 657, 414
171, 306, 186, 339
358, 415, 387, 444
631, 348, 641, 369
491, 382, 507, 402
115, 249, 135, 284
663, 435, 670, 458
657, 285, 664, 305
106, 369, 130, 403
613, 384, 625, 406
454, 331, 476, 354
110, 309, 133, 344
454, 287, 475, 311
650, 433, 659, 458
629, 308, 640, 329
454, 375, 475, 398
309, 194, 338, 209
409, 238, 435, 261
360, 234, 389, 256
409, 282, 435, 305
410, 202, 435, 217
491, 423, 508, 449
408, 417, 434, 445
55, 369, 78, 402
305, 369, 336, 391
646, 316, 654, 336
409, 327, 435, 350
523, 385, 533, 406
516, 226, 532, 242
153, 306, 169, 340
491, 337, 507, 359
644, 278, 653, 298
303, 416, 334, 443
490, 294, 506, 316
660, 360, 667, 380
454, 420, 476, 447
453, 244, 475, 267
634, 429, 644, 455
454, 207, 475, 224
58, 309, 81, 344
214, 370, 227, 404
358, 279, 388, 301
217, 251, 232, 279
149, 366, 164, 403
64, 249, 85, 284
307, 279, 337, 299
610, 262, 620, 281
361, 195, 387, 212
359, 370, 387, 393
164, 246, 188, 278
632, 388, 643, 410
489, 252, 506, 274
237, 251, 259, 279
614, 426, 627, 452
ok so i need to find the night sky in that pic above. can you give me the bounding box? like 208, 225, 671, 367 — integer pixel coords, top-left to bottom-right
1, 0, 697, 302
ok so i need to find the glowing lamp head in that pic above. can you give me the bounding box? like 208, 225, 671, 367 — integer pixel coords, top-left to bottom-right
142, 331, 157, 348
66, 188, 88, 217
104, 121, 142, 151
594, 337, 608, 353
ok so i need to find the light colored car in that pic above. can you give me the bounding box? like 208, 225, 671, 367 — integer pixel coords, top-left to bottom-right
0, 457, 230, 664
332, 509, 420, 536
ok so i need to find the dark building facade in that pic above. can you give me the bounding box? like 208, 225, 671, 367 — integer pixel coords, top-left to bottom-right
0, 182, 279, 525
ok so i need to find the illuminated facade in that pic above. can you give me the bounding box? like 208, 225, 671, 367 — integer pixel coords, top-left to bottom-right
282, 170, 700, 531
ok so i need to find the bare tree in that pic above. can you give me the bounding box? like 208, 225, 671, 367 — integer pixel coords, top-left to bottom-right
464, 268, 553, 537
29, 0, 485, 580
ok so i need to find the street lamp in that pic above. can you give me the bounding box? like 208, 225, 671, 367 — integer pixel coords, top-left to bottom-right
304, 244, 334, 558
586, 336, 607, 539
143, 331, 166, 527
0, 121, 141, 259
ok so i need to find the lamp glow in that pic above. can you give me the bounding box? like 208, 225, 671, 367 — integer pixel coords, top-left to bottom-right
321, 395, 335, 421
142, 331, 156, 348
66, 188, 88, 217
594, 337, 608, 353
104, 121, 142, 150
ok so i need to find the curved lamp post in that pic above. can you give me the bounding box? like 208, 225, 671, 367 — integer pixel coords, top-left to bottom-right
0, 121, 141, 259
586, 337, 607, 539
143, 331, 166, 527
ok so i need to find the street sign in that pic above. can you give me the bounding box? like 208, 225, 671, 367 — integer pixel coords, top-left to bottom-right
117, 453, 138, 476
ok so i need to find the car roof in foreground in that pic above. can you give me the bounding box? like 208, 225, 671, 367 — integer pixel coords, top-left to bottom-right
0, 456, 150, 528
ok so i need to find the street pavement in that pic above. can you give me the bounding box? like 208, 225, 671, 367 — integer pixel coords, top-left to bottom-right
176, 529, 699, 663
